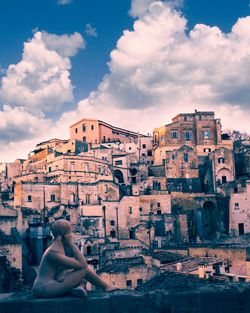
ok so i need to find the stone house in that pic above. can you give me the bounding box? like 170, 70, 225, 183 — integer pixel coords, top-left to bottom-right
229, 181, 250, 235
98, 256, 159, 290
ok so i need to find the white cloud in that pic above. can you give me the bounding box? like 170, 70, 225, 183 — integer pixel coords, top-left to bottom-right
0, 105, 52, 142
84, 24, 97, 37
0, 31, 84, 114
65, 1, 250, 135
0, 31, 84, 161
41, 31, 85, 57
129, 0, 184, 17
129, 0, 156, 17
2, 1, 250, 162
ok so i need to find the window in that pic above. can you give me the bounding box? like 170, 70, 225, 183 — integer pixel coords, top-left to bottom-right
48, 167, 52, 172
183, 116, 187, 121
86, 194, 90, 204
239, 223, 245, 235
129, 207, 132, 214
86, 246, 91, 255
110, 230, 116, 238
199, 115, 202, 121
147, 150, 152, 156
202, 130, 211, 139
129, 147, 132, 150
126, 280, 132, 288
27, 195, 32, 202
129, 229, 135, 239
234, 203, 240, 210
142, 153, 146, 157
142, 144, 146, 149
91, 125, 94, 130
83, 136, 86, 142
184, 132, 191, 140
103, 136, 106, 142
222, 175, 227, 183
204, 148, 211, 153
50, 194, 55, 202
139, 207, 143, 212
160, 135, 164, 142
115, 160, 123, 166
157, 210, 162, 215
75, 128, 78, 133
184, 153, 189, 163
171, 131, 178, 139
218, 157, 225, 164
157, 202, 161, 207
105, 184, 108, 193
82, 124, 86, 132
110, 220, 115, 226
172, 154, 175, 160
137, 279, 143, 286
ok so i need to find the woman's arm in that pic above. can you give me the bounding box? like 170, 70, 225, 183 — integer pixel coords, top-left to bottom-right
48, 234, 87, 270
47, 250, 86, 270
63, 233, 88, 269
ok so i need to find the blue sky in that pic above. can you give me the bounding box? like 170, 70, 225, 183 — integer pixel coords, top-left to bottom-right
1, 0, 248, 102
0, 0, 250, 161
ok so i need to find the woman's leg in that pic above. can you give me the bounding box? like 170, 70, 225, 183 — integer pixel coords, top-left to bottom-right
38, 268, 88, 297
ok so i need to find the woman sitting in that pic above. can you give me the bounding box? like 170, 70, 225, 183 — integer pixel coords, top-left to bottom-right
32, 219, 115, 297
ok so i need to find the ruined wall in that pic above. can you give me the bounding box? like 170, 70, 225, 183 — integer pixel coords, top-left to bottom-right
99, 264, 159, 290
0, 243, 22, 270
165, 146, 199, 179
188, 247, 247, 275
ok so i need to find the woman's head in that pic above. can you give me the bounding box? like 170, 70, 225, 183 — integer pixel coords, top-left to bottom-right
51, 219, 71, 238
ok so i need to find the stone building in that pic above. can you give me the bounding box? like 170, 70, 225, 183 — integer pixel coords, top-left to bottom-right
0, 205, 18, 235
28, 138, 86, 161
152, 110, 234, 194
209, 147, 236, 193
234, 140, 250, 180
229, 181, 250, 235
165, 145, 201, 193
70, 118, 148, 145
153, 110, 232, 164
98, 256, 159, 290
20, 154, 114, 184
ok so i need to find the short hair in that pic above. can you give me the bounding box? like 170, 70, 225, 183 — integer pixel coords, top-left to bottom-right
51, 219, 71, 238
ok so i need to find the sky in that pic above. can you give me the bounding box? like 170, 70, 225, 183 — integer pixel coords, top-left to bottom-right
0, 0, 250, 162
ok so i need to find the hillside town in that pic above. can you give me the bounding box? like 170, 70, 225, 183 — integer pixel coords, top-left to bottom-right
1, 110, 250, 292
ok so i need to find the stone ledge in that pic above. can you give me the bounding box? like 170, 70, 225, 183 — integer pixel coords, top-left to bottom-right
1, 284, 250, 313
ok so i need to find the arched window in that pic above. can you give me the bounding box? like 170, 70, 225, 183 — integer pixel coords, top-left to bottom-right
82, 124, 86, 132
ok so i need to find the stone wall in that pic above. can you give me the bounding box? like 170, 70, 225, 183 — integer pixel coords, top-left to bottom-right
2, 280, 250, 313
